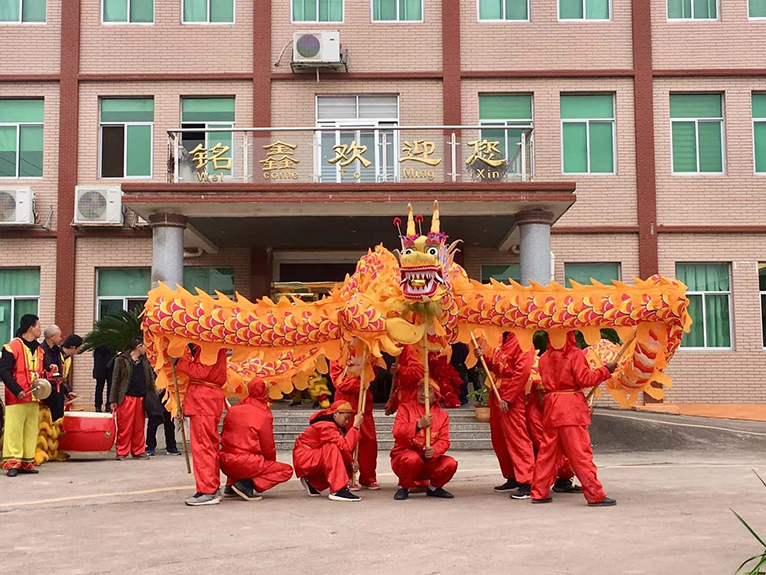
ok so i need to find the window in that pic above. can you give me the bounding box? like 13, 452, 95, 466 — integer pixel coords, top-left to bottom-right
559, 0, 609, 20
478, 0, 528, 20
676, 263, 731, 349
373, 0, 421, 21
760, 264, 766, 348
670, 94, 724, 174
100, 99, 153, 178
0, 269, 39, 345
479, 94, 533, 175
292, 0, 342, 22
183, 267, 234, 296
102, 0, 153, 23
564, 262, 620, 287
0, 0, 45, 22
181, 97, 235, 177
481, 264, 520, 284
183, 0, 233, 23
560, 94, 615, 174
0, 99, 43, 178
754, 94, 766, 173
667, 0, 717, 19
751, 0, 766, 18
316, 95, 399, 183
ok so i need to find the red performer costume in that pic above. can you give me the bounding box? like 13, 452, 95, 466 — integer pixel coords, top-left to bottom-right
386, 345, 461, 414
483, 333, 536, 496
292, 400, 361, 499
330, 360, 378, 489
531, 332, 615, 506
526, 385, 575, 487
390, 379, 458, 499
219, 378, 293, 498
176, 347, 228, 501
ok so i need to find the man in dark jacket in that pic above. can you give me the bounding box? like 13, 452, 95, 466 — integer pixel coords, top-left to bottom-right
144, 387, 180, 456
93, 345, 114, 413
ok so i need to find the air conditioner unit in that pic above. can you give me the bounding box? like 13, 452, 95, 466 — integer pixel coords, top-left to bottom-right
74, 186, 123, 225
0, 187, 35, 225
293, 31, 340, 63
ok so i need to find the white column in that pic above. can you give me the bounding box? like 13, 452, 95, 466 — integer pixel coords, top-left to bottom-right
148, 213, 187, 289
517, 209, 553, 286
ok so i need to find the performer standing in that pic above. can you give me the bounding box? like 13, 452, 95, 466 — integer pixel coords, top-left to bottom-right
41, 329, 81, 423
475, 332, 536, 499
531, 332, 617, 507
293, 400, 363, 502
0, 314, 44, 476
219, 377, 293, 501
175, 345, 228, 507
391, 379, 457, 501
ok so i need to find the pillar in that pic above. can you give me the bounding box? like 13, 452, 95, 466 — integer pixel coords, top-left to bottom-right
517, 209, 553, 286
149, 213, 187, 289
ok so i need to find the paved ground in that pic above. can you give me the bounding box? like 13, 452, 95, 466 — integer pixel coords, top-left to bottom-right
2, 410, 766, 575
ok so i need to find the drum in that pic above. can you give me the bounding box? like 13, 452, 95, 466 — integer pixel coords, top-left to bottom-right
58, 412, 117, 452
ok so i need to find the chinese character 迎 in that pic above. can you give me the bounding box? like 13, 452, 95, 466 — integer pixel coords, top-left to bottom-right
188, 142, 232, 171
260, 141, 300, 172
328, 141, 372, 168
399, 140, 442, 167
465, 139, 506, 168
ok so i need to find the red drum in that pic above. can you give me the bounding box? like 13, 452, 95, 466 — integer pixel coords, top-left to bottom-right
58, 412, 117, 452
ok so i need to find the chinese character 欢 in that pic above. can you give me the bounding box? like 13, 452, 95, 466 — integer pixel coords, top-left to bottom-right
328, 141, 372, 168
465, 139, 507, 168
188, 142, 232, 171
399, 140, 442, 167
260, 141, 300, 171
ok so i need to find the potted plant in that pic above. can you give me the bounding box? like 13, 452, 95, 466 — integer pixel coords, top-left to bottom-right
467, 367, 491, 422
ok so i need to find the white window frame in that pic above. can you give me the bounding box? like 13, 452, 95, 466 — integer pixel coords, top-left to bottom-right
563, 262, 622, 286
479, 94, 535, 178
678, 263, 733, 351
557, 0, 611, 22
667, 0, 719, 21
0, 295, 39, 342
759, 263, 766, 350
754, 94, 766, 175
95, 296, 148, 320
0, 0, 46, 24
560, 95, 616, 176
290, 0, 344, 23
98, 114, 154, 180
181, 0, 236, 25
314, 95, 400, 183
0, 121, 44, 179
476, 0, 530, 22
371, 0, 424, 22
101, 0, 155, 24
669, 95, 725, 176
180, 121, 236, 175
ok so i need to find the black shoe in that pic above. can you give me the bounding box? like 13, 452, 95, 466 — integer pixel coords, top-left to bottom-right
19, 468, 39, 475
223, 485, 237, 498
553, 479, 583, 493
394, 488, 410, 501
532, 496, 553, 504
510, 483, 531, 500
232, 480, 262, 502
426, 487, 454, 499
494, 478, 519, 493
329, 487, 361, 502
588, 497, 617, 507
146, 449, 156, 457
6, 468, 18, 477
300, 477, 321, 497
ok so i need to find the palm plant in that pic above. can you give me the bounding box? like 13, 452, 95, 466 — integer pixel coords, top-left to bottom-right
79, 309, 142, 358
733, 469, 766, 574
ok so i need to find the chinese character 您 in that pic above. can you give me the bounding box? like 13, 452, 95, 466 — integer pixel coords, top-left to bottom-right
328, 140, 372, 168
188, 142, 232, 171
260, 141, 300, 171
399, 140, 442, 167
465, 139, 506, 168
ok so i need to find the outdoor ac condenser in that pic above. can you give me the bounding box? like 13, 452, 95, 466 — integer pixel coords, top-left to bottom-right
74, 186, 123, 225
0, 187, 35, 225
293, 31, 341, 63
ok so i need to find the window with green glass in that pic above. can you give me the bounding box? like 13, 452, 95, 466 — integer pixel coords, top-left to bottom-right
478, 0, 528, 20
564, 262, 620, 288
100, 98, 153, 178
481, 264, 520, 284
372, 0, 422, 21
667, 0, 717, 19
103, 0, 153, 23
0, 0, 46, 22
560, 94, 614, 174
559, 0, 609, 20
670, 94, 723, 173
676, 263, 731, 348
753, 94, 766, 173
183, 267, 235, 296
0, 268, 40, 345
96, 268, 151, 319
293, 0, 342, 22
183, 0, 233, 23
0, 99, 43, 178
181, 98, 235, 178
751, 0, 766, 18
759, 263, 766, 348
479, 94, 532, 174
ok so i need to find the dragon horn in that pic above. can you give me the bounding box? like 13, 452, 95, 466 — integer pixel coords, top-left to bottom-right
406, 203, 416, 236
431, 200, 440, 233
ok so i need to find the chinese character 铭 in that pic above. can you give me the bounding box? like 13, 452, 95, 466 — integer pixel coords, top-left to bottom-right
260, 141, 300, 171
399, 140, 442, 167
328, 141, 372, 168
188, 142, 232, 171
465, 139, 506, 168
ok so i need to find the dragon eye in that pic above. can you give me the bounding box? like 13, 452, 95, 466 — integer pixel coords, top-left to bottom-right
403, 248, 414, 255
427, 247, 439, 257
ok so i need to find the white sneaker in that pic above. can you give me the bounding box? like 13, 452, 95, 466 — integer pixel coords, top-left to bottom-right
185, 492, 221, 506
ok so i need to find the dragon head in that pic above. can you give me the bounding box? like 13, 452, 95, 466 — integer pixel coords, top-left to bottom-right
395, 202, 448, 300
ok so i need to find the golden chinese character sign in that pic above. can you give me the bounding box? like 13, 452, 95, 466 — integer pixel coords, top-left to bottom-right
260, 141, 300, 180
399, 139, 441, 181
465, 139, 507, 180
188, 142, 232, 182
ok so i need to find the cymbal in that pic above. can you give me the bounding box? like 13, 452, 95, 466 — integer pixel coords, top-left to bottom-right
31, 378, 52, 400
